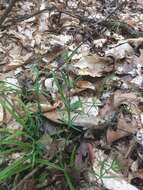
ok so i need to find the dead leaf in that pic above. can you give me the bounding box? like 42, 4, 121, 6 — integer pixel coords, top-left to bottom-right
99, 98, 115, 120
107, 111, 141, 144
74, 54, 113, 77
3, 109, 12, 124
3, 53, 33, 72
127, 38, 143, 50
132, 169, 143, 180
44, 96, 101, 128
87, 143, 95, 164
0, 103, 4, 125
76, 80, 95, 90
105, 42, 134, 60
75, 142, 89, 169
23, 179, 36, 190
92, 149, 139, 190
28, 102, 60, 113
113, 91, 139, 108
70, 80, 95, 96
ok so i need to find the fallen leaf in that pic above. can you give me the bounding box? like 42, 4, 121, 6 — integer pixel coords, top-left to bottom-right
0, 103, 4, 125
107, 113, 139, 144
132, 169, 143, 180
113, 91, 139, 108
99, 98, 115, 120
23, 179, 36, 190
92, 149, 139, 190
76, 80, 95, 90
74, 54, 113, 77
127, 38, 143, 50
75, 142, 89, 169
28, 102, 60, 113
105, 42, 134, 60
3, 53, 33, 72
44, 96, 101, 128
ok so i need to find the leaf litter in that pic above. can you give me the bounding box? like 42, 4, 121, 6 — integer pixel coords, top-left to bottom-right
0, 0, 143, 190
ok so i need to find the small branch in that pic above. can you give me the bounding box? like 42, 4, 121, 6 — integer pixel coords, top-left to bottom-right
0, 5, 57, 30
0, 0, 18, 27
100, 19, 143, 37
1, 1, 123, 29
12, 166, 41, 190
12, 5, 56, 23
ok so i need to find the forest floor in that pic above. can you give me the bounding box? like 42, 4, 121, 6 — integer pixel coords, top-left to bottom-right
0, 0, 143, 190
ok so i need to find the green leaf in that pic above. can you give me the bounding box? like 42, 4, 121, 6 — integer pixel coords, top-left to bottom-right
0, 156, 31, 182
36, 159, 63, 171
70, 100, 82, 112
63, 169, 75, 190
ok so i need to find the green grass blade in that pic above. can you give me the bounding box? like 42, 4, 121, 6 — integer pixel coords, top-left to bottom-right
63, 169, 75, 190
0, 157, 31, 182
36, 159, 63, 171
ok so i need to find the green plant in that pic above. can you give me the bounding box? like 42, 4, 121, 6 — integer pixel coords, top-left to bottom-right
52, 70, 82, 132
0, 44, 92, 189
0, 77, 64, 186
0, 75, 78, 190
92, 157, 122, 184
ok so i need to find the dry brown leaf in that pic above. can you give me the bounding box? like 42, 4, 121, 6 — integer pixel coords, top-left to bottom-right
105, 43, 134, 60
132, 169, 143, 180
23, 179, 36, 190
75, 142, 89, 169
105, 38, 143, 64
44, 97, 100, 128
127, 38, 143, 49
44, 109, 100, 128
107, 113, 139, 144
92, 149, 139, 190
70, 80, 95, 96
3, 53, 33, 72
0, 103, 4, 125
44, 111, 60, 123
113, 91, 139, 108
133, 49, 143, 65
3, 110, 12, 124
99, 98, 115, 119
76, 80, 95, 90
74, 54, 113, 77
105, 90, 142, 143
28, 102, 60, 113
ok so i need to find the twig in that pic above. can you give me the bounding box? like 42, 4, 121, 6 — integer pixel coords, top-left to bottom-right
12, 166, 41, 190
1, 5, 57, 29
0, 0, 18, 27
100, 19, 143, 37
101, 1, 126, 22
1, 1, 123, 29
12, 5, 56, 23
50, 2, 125, 72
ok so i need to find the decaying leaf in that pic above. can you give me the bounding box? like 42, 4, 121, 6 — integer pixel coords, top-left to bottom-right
113, 91, 140, 108
44, 96, 101, 128
74, 54, 113, 77
0, 103, 4, 125
92, 149, 139, 190
0, 2, 143, 189
105, 42, 134, 60
70, 80, 95, 96
76, 80, 95, 90
28, 102, 60, 113
3, 52, 33, 72
107, 112, 140, 144
127, 38, 143, 50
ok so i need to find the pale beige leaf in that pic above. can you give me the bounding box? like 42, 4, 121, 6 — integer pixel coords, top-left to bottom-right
74, 54, 113, 77
0, 103, 4, 125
